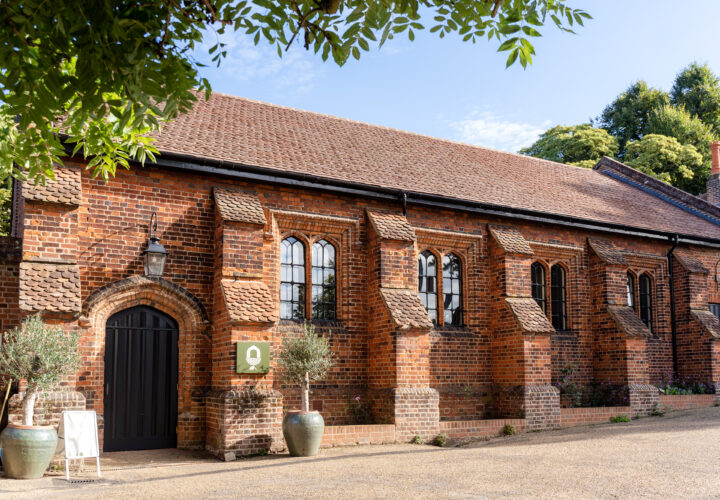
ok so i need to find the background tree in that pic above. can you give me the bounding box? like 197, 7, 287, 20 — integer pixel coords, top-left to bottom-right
597, 81, 669, 157
0, 0, 591, 188
519, 124, 617, 168
624, 134, 704, 194
670, 62, 720, 133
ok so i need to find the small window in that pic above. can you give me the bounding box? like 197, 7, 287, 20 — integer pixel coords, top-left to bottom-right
442, 253, 463, 326
709, 303, 720, 321
531, 262, 546, 313
418, 250, 438, 323
280, 237, 306, 320
639, 273, 653, 331
311, 239, 336, 320
550, 264, 567, 331
626, 272, 636, 310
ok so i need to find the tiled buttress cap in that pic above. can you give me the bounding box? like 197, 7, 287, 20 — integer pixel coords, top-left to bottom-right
691, 309, 720, 339
23, 167, 81, 205
607, 306, 652, 338
366, 211, 416, 242
505, 297, 555, 334
221, 279, 277, 323
19, 262, 81, 313
380, 288, 433, 330
213, 187, 266, 225
588, 238, 628, 266
673, 251, 709, 274
488, 225, 533, 256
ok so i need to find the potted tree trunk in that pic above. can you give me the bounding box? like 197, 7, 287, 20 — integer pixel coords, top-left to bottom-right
0, 315, 79, 479
278, 322, 334, 457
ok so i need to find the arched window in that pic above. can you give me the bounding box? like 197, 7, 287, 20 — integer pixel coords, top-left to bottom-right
442, 253, 463, 326
280, 236, 305, 320
550, 264, 567, 331
626, 272, 636, 310
639, 273, 653, 331
311, 239, 336, 320
418, 250, 438, 323
531, 262, 546, 313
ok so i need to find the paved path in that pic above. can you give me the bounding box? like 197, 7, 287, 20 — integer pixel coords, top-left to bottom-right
2, 407, 720, 499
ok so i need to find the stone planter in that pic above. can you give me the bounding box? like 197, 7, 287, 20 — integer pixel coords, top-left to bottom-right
282, 410, 324, 457
0, 424, 58, 479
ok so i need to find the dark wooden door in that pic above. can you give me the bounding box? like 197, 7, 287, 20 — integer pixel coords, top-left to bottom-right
104, 306, 178, 452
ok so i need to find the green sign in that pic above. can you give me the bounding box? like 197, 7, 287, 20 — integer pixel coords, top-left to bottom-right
236, 341, 270, 374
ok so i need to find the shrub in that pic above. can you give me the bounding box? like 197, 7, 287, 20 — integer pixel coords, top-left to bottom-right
609, 414, 630, 423
432, 433, 448, 447
651, 404, 668, 417
502, 424, 516, 436
410, 435, 425, 445
348, 395, 375, 425
277, 322, 334, 412
0, 315, 80, 426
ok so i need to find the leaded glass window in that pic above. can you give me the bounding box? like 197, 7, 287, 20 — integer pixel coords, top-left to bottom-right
418, 250, 438, 323
531, 262, 546, 313
311, 239, 336, 320
550, 264, 567, 331
442, 253, 463, 326
280, 237, 305, 320
626, 272, 636, 310
639, 273, 653, 331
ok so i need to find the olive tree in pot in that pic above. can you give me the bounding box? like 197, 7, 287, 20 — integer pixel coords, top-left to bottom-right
278, 322, 333, 457
0, 315, 79, 479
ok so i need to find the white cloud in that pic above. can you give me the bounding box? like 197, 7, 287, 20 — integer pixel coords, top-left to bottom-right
449, 111, 552, 153
196, 29, 324, 94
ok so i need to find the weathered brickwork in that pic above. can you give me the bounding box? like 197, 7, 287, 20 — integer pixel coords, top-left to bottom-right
2, 151, 718, 457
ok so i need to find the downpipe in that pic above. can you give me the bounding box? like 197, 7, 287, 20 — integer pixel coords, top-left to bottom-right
667, 234, 680, 378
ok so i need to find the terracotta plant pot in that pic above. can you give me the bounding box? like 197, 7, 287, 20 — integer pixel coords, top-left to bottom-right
282, 410, 324, 457
0, 424, 58, 479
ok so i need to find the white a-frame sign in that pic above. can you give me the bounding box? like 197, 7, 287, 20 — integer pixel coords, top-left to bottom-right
57, 410, 101, 481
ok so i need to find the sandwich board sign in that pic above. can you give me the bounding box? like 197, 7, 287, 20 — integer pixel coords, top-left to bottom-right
57, 410, 101, 481
236, 341, 270, 373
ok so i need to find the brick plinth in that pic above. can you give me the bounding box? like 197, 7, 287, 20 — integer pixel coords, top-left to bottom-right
439, 418, 525, 439
658, 394, 718, 410
524, 385, 561, 430
628, 384, 660, 416
321, 424, 396, 447
560, 406, 632, 427
392, 387, 439, 442
205, 388, 284, 459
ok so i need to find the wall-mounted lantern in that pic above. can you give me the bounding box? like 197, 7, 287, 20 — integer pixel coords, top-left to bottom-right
142, 212, 168, 278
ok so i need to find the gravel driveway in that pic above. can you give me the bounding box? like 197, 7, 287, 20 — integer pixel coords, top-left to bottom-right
2, 406, 719, 499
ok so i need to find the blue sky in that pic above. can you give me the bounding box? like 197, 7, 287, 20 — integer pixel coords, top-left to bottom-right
194, 0, 720, 152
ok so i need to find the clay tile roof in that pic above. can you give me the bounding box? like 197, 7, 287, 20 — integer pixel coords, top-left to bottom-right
150, 93, 720, 242
221, 279, 277, 323
213, 187, 266, 225
488, 225, 534, 256
607, 306, 652, 338
19, 262, 81, 313
673, 251, 709, 274
691, 309, 720, 339
588, 238, 628, 266
380, 288, 433, 330
367, 211, 416, 242
23, 167, 81, 205
505, 297, 555, 334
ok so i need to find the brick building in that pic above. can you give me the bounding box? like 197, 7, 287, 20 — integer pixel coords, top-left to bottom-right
1, 93, 720, 458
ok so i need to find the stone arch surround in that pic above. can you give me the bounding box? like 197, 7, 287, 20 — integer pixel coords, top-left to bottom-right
80, 276, 211, 450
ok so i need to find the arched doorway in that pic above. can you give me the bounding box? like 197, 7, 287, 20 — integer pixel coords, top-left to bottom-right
104, 305, 179, 451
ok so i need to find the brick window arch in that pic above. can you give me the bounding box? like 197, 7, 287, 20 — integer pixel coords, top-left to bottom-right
280, 236, 306, 320
550, 264, 567, 331
418, 250, 438, 323
442, 253, 463, 326
311, 239, 336, 320
639, 273, 653, 331
531, 261, 547, 313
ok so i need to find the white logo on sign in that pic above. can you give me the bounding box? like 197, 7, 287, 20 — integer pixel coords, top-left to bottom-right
246, 345, 261, 370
